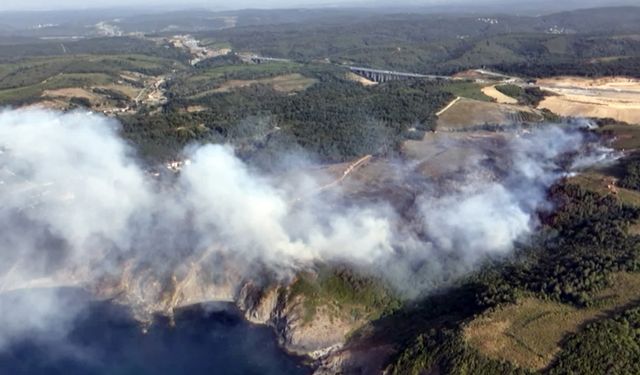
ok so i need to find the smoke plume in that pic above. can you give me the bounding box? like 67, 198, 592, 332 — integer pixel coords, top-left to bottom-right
0, 108, 614, 349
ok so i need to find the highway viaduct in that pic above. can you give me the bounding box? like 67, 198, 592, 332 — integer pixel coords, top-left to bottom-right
349, 66, 451, 83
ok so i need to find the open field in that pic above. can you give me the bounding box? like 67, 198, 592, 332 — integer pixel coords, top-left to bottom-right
452, 69, 507, 82
0, 71, 143, 109
402, 130, 509, 178
538, 77, 640, 125
200, 73, 316, 95
597, 122, 640, 151
186, 61, 300, 84
568, 172, 640, 208
0, 54, 181, 89
439, 81, 493, 102
0, 54, 180, 107
482, 85, 518, 104
436, 97, 542, 130
464, 272, 640, 371
42, 87, 99, 101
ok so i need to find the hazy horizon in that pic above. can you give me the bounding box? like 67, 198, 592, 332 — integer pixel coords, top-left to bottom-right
0, 0, 638, 12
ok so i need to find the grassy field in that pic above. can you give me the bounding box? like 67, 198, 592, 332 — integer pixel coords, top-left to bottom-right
0, 53, 181, 106
436, 97, 542, 130
0, 85, 43, 104
482, 85, 518, 104
597, 123, 640, 151
44, 73, 114, 89
191, 73, 316, 97
0, 72, 125, 106
200, 39, 232, 50
0, 54, 180, 89
569, 172, 640, 208
440, 81, 493, 102
464, 272, 640, 371
187, 61, 301, 84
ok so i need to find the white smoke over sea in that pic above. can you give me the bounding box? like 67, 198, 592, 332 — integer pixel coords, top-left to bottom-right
0, 108, 615, 350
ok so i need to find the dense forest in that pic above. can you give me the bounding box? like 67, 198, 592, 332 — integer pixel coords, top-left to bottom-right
0, 37, 190, 63
548, 306, 640, 374
189, 8, 640, 76
620, 157, 640, 191
2, 7, 640, 77
123, 69, 453, 163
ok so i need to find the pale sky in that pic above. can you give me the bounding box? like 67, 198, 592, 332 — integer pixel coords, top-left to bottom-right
0, 0, 390, 12
0, 0, 635, 12
0, 0, 511, 12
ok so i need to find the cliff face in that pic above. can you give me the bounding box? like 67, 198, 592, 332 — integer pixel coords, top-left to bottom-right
92, 265, 368, 360
1, 260, 392, 374
312, 344, 396, 375
236, 281, 367, 355
235, 277, 396, 374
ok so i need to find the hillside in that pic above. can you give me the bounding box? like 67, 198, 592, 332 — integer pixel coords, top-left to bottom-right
1, 5, 640, 375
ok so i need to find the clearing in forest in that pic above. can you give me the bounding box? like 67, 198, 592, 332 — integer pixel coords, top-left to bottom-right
193, 73, 316, 96
482, 85, 518, 104
436, 97, 542, 130
464, 272, 640, 371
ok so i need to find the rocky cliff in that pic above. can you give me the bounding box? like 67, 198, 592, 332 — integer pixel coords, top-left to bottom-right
1, 258, 396, 374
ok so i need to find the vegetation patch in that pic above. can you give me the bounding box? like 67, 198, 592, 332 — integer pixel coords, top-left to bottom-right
193, 73, 316, 96
548, 305, 640, 374
0, 54, 176, 106
187, 61, 300, 83
464, 272, 640, 370
569, 171, 640, 209
287, 267, 401, 326
439, 81, 493, 102
495, 84, 548, 106
437, 97, 542, 130
597, 122, 640, 151
482, 85, 518, 104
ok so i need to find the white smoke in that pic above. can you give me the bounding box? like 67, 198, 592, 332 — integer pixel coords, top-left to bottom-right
421, 126, 580, 258
0, 108, 614, 349
387, 125, 594, 290
421, 184, 531, 258
0, 110, 151, 254
0, 288, 89, 353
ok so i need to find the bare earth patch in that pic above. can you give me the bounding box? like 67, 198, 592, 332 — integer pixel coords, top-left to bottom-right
24, 100, 67, 110
186, 105, 207, 113
538, 76, 640, 124
345, 72, 377, 86
437, 98, 541, 130
464, 272, 640, 371
482, 85, 518, 104
42, 87, 98, 101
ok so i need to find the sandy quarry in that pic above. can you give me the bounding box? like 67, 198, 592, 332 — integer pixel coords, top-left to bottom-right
537, 76, 640, 124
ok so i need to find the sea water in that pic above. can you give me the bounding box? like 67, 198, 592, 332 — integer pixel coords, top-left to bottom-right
0, 288, 309, 375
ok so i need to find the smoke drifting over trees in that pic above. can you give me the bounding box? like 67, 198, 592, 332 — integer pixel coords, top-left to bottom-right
0, 108, 614, 349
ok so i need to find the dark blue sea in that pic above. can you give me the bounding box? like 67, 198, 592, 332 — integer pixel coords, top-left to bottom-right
0, 288, 310, 375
